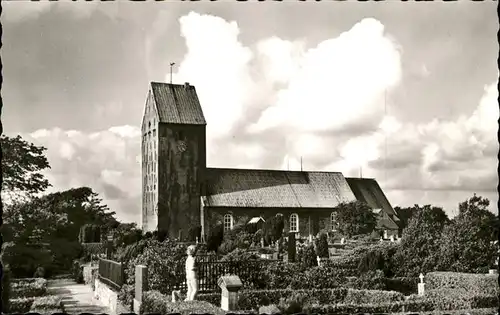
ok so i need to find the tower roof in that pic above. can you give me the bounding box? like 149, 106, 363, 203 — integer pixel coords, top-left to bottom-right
150, 82, 206, 125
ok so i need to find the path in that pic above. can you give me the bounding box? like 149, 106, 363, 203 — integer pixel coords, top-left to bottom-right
47, 278, 114, 314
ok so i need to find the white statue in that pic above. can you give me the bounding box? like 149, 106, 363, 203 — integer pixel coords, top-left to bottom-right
185, 245, 199, 301
419, 273, 424, 284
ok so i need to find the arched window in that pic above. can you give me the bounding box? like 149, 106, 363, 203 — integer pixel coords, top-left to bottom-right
223, 214, 234, 231
331, 212, 338, 231
290, 213, 299, 232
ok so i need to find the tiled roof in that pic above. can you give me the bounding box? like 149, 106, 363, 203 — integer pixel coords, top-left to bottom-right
345, 177, 398, 217
150, 82, 206, 125
203, 168, 357, 208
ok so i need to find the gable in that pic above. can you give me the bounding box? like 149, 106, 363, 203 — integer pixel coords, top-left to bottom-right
150, 82, 206, 125
345, 177, 398, 218
203, 168, 357, 208
142, 89, 159, 131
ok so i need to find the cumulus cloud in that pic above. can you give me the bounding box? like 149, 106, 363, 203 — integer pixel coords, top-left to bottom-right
17, 13, 496, 223
23, 126, 142, 223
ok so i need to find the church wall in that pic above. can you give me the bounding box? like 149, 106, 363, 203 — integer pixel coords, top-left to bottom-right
157, 123, 206, 240
203, 206, 335, 239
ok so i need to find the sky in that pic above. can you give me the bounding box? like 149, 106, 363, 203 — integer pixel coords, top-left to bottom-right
2, 1, 498, 224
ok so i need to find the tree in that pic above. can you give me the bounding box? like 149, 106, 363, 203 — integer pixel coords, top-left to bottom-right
393, 205, 449, 277
1, 135, 51, 200
394, 206, 418, 231
263, 215, 285, 245
438, 194, 499, 273
336, 201, 377, 238
207, 224, 224, 253
314, 232, 329, 258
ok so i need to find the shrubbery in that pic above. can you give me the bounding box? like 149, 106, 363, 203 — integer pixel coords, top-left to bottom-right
11, 278, 48, 298
141, 290, 225, 315
71, 260, 84, 284
29, 295, 64, 313
314, 232, 329, 258
8, 297, 36, 313
125, 239, 187, 293
425, 272, 499, 296
297, 244, 317, 269
118, 284, 135, 310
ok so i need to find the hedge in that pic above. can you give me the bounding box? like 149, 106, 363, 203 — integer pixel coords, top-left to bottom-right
29, 295, 64, 313
141, 290, 227, 315
425, 271, 499, 295
384, 276, 418, 295
9, 297, 36, 313
11, 278, 48, 298
408, 289, 500, 311
343, 289, 405, 304
198, 288, 408, 311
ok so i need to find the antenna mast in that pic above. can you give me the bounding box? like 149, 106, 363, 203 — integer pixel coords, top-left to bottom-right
300, 157, 303, 172
169, 62, 175, 84
384, 90, 387, 184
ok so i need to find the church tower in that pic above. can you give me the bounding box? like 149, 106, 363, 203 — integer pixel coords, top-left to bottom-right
141, 82, 206, 240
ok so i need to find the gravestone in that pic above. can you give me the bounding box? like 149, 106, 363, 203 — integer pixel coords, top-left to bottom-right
218, 275, 243, 311
418, 273, 425, 296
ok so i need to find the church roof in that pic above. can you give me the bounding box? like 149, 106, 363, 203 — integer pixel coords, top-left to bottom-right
203, 168, 357, 208
345, 177, 398, 218
150, 82, 206, 125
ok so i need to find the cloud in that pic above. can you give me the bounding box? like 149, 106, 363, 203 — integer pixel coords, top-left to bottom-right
23, 125, 142, 223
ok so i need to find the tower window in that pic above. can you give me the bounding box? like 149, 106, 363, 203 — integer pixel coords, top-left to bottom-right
290, 213, 299, 232
223, 214, 234, 231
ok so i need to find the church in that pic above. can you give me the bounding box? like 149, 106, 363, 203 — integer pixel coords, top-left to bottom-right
141, 81, 400, 241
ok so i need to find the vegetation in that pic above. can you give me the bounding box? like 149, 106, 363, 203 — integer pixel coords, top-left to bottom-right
336, 201, 377, 237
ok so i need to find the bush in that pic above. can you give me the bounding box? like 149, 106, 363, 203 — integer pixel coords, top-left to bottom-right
141, 290, 224, 315
2, 242, 54, 278
315, 232, 329, 258
384, 276, 418, 295
125, 239, 187, 293
357, 242, 398, 277
347, 270, 386, 290
79, 224, 101, 243
207, 224, 224, 253
33, 267, 45, 278
11, 278, 48, 298
297, 244, 317, 269
343, 289, 405, 304
220, 248, 261, 262
289, 266, 347, 290
261, 261, 301, 289
29, 295, 64, 313
71, 260, 84, 284
233, 288, 348, 311
425, 272, 499, 296
8, 297, 35, 313
407, 289, 499, 311
118, 284, 134, 311
253, 229, 263, 246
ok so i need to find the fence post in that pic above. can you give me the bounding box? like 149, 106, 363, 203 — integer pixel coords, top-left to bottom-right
133, 265, 149, 315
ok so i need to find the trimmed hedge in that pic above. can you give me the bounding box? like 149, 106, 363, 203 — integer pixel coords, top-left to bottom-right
426, 271, 499, 295
141, 290, 226, 315
11, 278, 48, 298
408, 288, 500, 311
384, 276, 418, 295
29, 295, 64, 313
9, 297, 35, 313
343, 289, 405, 304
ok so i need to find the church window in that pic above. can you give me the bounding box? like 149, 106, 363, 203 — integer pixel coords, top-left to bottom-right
290, 213, 299, 232
153, 129, 156, 137
331, 212, 338, 231
223, 214, 234, 231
